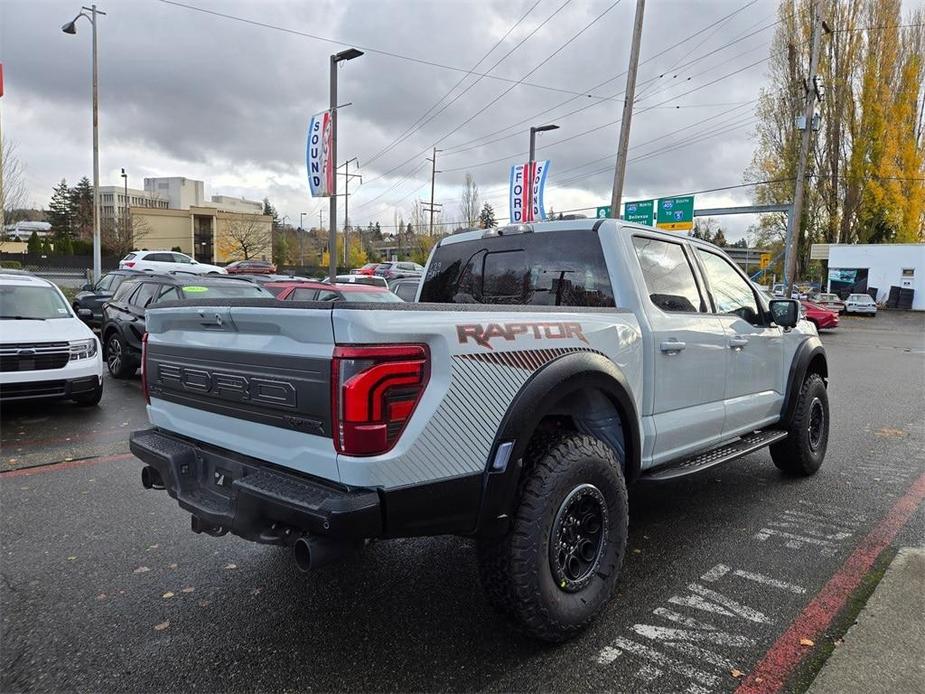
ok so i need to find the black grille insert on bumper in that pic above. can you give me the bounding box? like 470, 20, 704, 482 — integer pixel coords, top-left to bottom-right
129, 429, 382, 543
0, 342, 70, 372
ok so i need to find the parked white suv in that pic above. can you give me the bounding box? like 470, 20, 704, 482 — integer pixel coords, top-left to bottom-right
119, 250, 226, 275
0, 272, 103, 405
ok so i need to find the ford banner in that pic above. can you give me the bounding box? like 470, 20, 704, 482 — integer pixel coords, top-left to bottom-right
306, 111, 333, 197
509, 160, 549, 223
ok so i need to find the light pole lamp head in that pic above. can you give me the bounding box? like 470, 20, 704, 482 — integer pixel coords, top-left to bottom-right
62, 18, 79, 34
334, 48, 364, 63
533, 124, 559, 134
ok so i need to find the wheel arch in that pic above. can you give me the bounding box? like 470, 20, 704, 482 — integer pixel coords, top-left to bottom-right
475, 351, 641, 536
781, 336, 827, 426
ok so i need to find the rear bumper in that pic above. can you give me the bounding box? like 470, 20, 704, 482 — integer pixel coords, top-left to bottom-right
130, 428, 382, 544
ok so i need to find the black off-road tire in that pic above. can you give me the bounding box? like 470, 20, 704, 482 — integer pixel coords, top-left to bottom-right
770, 373, 829, 476
476, 433, 628, 642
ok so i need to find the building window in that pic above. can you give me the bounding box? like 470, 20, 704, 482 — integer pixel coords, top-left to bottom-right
901, 268, 915, 277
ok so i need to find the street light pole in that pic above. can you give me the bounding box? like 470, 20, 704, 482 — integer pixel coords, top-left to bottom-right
63, 4, 106, 280
120, 167, 127, 239
328, 48, 363, 283
528, 124, 558, 222
299, 211, 306, 268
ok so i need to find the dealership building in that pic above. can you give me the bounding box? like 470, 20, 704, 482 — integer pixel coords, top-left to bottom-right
818, 243, 925, 310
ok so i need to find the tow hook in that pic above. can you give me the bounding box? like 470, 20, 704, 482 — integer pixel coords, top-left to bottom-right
190, 516, 227, 537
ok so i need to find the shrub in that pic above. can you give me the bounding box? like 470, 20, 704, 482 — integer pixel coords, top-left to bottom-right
1, 260, 23, 269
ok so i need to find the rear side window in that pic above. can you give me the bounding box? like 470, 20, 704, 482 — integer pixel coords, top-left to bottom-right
146, 253, 172, 262
122, 253, 136, 261
112, 280, 139, 302
130, 282, 161, 308
290, 288, 319, 301
632, 237, 704, 313
394, 282, 418, 301
419, 230, 615, 307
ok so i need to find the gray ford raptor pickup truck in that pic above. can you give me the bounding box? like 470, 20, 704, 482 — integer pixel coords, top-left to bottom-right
131, 219, 829, 641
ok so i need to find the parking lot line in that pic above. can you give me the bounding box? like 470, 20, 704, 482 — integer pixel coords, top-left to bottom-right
736, 471, 925, 694
0, 452, 134, 478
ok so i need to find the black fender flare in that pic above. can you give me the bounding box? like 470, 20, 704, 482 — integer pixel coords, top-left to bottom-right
475, 351, 641, 536
781, 335, 828, 426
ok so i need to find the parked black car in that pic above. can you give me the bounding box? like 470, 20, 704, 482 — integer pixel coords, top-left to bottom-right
101, 274, 273, 378
388, 276, 421, 301
72, 269, 143, 329
374, 261, 424, 280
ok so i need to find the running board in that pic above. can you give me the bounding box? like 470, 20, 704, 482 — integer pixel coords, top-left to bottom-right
641, 430, 788, 481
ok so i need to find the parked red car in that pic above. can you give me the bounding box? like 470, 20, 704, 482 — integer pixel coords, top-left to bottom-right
225, 259, 277, 274
351, 263, 380, 276
264, 280, 402, 302
801, 300, 839, 330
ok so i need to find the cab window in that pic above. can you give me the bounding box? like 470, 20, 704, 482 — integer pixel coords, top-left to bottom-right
632, 236, 705, 313
130, 282, 161, 308
696, 249, 761, 324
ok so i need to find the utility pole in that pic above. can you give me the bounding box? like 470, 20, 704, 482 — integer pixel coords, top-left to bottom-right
784, 0, 828, 297
298, 211, 306, 268
424, 147, 442, 236
609, 0, 645, 219
339, 158, 361, 267
121, 168, 128, 239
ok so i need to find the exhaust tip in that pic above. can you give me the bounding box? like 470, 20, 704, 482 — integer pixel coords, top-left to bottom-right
141, 466, 164, 490
293, 537, 313, 572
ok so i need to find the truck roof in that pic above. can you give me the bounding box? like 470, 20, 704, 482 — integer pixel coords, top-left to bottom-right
439, 218, 708, 247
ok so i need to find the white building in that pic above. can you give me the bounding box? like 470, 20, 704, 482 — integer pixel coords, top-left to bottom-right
144, 177, 205, 209
4, 221, 52, 240
143, 177, 262, 214
826, 243, 925, 310
99, 186, 168, 229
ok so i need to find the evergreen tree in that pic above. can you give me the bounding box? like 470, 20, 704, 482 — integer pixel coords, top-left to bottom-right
55, 233, 74, 256
40, 236, 53, 255
47, 179, 72, 238
27, 230, 42, 254
478, 202, 496, 229
406, 222, 413, 236
69, 177, 94, 240
373, 222, 382, 239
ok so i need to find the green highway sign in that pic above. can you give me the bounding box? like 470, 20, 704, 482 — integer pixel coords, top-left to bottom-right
656, 195, 694, 231
623, 199, 655, 226
595, 205, 611, 219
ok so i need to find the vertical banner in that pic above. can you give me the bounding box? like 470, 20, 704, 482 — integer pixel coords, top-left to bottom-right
509, 160, 550, 223
306, 110, 333, 197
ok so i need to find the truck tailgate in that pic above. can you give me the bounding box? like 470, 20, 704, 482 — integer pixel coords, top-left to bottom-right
143, 303, 338, 480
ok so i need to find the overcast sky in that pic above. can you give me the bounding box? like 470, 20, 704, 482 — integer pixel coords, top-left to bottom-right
2, 0, 796, 239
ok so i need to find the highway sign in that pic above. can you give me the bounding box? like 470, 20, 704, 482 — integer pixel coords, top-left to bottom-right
656, 196, 694, 231
623, 199, 654, 226
595, 205, 611, 219
759, 252, 772, 270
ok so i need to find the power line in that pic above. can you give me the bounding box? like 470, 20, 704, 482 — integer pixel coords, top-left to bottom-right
361, 0, 546, 168
154, 0, 620, 100
351, 0, 623, 197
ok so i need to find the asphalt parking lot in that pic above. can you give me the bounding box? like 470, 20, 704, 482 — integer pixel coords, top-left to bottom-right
2, 311, 923, 693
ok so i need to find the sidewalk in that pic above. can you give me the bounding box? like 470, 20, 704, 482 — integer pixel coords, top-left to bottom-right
807, 547, 925, 694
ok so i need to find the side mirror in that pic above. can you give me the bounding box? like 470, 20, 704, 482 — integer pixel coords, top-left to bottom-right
770, 299, 799, 329
81, 283, 93, 291
77, 308, 93, 320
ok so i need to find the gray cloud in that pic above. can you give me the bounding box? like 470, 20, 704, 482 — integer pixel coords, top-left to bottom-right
2, 0, 782, 239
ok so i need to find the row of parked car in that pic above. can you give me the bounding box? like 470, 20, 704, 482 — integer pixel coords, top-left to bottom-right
0, 258, 424, 409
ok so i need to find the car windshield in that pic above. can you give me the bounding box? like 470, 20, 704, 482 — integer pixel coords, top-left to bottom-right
0, 285, 71, 320
178, 284, 273, 299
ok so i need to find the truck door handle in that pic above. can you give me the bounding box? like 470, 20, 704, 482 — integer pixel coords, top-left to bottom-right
729, 337, 749, 349
659, 340, 686, 354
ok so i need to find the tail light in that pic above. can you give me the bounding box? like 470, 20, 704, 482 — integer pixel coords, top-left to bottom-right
332, 344, 429, 456
141, 332, 150, 404
123, 261, 135, 268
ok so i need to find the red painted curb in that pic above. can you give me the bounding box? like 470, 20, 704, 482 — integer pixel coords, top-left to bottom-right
0, 453, 135, 479
736, 471, 925, 694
